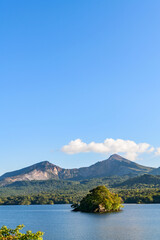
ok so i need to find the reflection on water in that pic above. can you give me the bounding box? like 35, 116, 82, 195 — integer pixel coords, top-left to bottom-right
0, 204, 160, 240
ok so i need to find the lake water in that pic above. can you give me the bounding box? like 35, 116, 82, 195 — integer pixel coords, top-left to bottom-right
0, 204, 160, 240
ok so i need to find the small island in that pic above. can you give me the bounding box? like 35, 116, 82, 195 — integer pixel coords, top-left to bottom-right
72, 185, 123, 213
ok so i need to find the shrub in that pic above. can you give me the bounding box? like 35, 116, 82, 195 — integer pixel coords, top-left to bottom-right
0, 225, 43, 240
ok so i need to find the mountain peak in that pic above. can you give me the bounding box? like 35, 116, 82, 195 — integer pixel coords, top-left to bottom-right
37, 161, 51, 166
108, 154, 126, 161
41, 160, 50, 164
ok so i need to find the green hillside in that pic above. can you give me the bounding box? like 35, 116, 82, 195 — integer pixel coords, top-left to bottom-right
0, 176, 128, 197
0, 174, 160, 205
114, 174, 160, 189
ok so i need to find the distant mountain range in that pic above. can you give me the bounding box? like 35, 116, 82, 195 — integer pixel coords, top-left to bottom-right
0, 154, 157, 186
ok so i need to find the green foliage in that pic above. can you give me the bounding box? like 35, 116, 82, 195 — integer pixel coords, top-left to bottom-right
0, 193, 86, 205
118, 188, 160, 203
0, 175, 160, 205
0, 225, 43, 240
72, 185, 123, 213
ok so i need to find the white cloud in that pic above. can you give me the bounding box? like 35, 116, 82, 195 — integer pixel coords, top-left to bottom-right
155, 147, 160, 156
61, 138, 155, 161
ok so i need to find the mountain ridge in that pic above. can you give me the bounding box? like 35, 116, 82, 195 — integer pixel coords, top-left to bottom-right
0, 154, 155, 186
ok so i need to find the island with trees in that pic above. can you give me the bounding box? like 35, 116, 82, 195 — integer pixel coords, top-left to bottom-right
72, 185, 123, 213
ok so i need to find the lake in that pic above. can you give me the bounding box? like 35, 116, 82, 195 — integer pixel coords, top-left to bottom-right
0, 204, 160, 240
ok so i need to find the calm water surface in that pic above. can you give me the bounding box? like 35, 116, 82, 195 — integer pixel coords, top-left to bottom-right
0, 204, 159, 240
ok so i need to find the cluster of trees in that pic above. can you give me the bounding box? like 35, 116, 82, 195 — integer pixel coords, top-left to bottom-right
0, 193, 85, 205
0, 225, 43, 239
72, 186, 123, 213
118, 189, 160, 203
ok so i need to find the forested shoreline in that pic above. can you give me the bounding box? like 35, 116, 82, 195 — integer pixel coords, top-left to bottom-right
0, 188, 160, 205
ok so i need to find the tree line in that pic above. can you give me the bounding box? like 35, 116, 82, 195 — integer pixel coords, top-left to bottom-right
0, 188, 160, 205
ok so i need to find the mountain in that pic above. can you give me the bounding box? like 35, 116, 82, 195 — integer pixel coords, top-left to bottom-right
0, 154, 154, 186
75, 154, 153, 179
0, 161, 68, 186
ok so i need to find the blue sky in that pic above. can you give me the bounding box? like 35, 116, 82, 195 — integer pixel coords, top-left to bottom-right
0, 0, 160, 175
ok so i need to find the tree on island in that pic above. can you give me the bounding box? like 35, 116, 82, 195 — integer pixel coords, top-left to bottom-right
0, 225, 43, 239
72, 185, 123, 213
